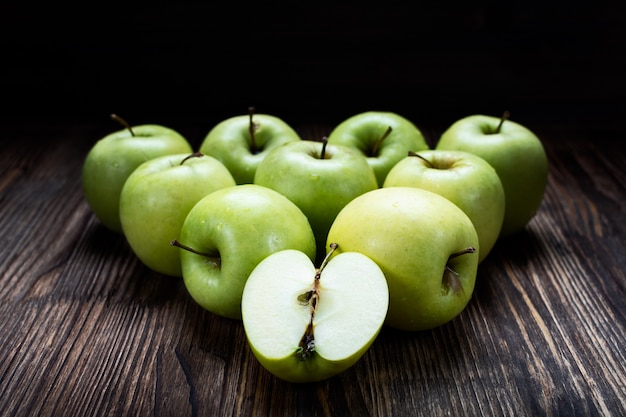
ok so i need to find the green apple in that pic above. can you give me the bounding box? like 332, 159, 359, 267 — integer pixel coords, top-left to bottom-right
241, 243, 389, 383
199, 107, 302, 184
326, 111, 429, 186
119, 152, 236, 277
172, 184, 317, 320
254, 139, 378, 262
383, 149, 505, 263
435, 111, 549, 237
82, 114, 193, 233
326, 187, 479, 331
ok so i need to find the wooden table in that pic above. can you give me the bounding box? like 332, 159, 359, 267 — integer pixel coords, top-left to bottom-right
1, 120, 624, 416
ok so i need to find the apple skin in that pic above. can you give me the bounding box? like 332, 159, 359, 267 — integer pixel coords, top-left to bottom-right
435, 114, 548, 237
82, 124, 193, 233
177, 184, 317, 320
199, 113, 302, 184
241, 248, 388, 383
383, 149, 505, 263
119, 153, 236, 277
326, 187, 479, 331
326, 111, 429, 186
253, 140, 378, 261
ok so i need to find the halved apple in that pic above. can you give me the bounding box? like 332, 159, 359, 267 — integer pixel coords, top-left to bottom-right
241, 244, 389, 383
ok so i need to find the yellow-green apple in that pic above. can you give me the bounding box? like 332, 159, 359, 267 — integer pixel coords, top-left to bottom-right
326, 187, 479, 331
241, 243, 388, 383
199, 107, 302, 184
383, 149, 505, 263
172, 184, 316, 320
326, 111, 429, 186
435, 111, 548, 237
119, 152, 236, 277
82, 114, 193, 233
254, 138, 378, 262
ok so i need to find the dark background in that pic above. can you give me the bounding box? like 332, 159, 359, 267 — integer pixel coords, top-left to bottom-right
1, 2, 624, 138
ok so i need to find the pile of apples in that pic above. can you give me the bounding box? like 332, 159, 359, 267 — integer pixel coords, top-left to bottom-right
82, 108, 548, 383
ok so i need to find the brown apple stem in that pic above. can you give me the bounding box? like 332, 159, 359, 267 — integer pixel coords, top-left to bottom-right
370, 126, 393, 157
110, 113, 135, 137
495, 110, 511, 134
407, 150, 433, 168
295, 242, 339, 361
170, 239, 221, 266
317, 242, 338, 278
445, 247, 477, 276
248, 106, 258, 154
180, 151, 204, 165
320, 136, 329, 159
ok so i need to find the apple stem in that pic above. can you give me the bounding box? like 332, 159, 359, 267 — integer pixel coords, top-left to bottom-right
295, 242, 339, 361
445, 246, 476, 276
248, 106, 259, 154
110, 113, 135, 137
495, 110, 511, 134
180, 152, 204, 165
370, 126, 393, 157
442, 246, 476, 294
316, 242, 338, 278
170, 239, 221, 266
407, 150, 434, 168
320, 136, 329, 159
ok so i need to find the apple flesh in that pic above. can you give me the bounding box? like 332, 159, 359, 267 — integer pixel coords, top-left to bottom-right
119, 152, 236, 277
241, 244, 389, 383
383, 149, 505, 263
174, 184, 317, 320
327, 187, 479, 331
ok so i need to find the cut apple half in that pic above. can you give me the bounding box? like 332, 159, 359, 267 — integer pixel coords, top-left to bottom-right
241, 244, 389, 383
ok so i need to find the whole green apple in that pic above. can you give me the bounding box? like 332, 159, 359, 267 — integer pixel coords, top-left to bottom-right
436, 112, 548, 237
199, 107, 302, 184
119, 152, 236, 277
383, 149, 505, 263
82, 114, 193, 233
326, 187, 479, 331
172, 184, 317, 320
241, 243, 389, 383
254, 139, 378, 262
326, 111, 429, 186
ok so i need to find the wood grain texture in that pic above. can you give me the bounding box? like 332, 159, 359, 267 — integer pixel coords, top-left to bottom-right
0, 122, 624, 417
